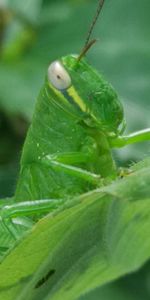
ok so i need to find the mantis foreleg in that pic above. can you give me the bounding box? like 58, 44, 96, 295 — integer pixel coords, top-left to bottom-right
41, 154, 101, 185
1, 152, 101, 240
0, 199, 65, 240
109, 128, 150, 148
47, 152, 91, 164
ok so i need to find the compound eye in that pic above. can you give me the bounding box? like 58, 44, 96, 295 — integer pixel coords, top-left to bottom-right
48, 61, 71, 90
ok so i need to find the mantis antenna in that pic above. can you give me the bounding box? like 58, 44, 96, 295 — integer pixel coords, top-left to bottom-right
77, 0, 105, 61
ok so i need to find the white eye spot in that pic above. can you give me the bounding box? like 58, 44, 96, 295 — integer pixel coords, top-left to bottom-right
47, 61, 71, 90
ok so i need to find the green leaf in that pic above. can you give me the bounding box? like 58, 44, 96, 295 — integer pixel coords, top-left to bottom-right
81, 262, 150, 300
0, 159, 150, 300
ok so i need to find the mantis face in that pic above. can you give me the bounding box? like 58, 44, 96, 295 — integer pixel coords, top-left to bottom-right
47, 55, 125, 136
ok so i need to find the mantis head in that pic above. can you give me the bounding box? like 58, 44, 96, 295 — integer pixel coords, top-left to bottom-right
46, 0, 125, 137
47, 54, 125, 136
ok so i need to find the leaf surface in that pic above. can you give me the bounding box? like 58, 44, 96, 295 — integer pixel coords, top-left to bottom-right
0, 159, 150, 300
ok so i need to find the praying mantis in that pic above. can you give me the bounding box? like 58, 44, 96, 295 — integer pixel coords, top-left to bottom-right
0, 0, 150, 251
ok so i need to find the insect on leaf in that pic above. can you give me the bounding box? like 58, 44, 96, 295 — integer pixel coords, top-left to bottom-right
0, 159, 150, 300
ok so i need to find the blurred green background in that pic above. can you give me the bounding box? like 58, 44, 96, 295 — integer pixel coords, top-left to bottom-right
0, 0, 150, 299
0, 0, 150, 196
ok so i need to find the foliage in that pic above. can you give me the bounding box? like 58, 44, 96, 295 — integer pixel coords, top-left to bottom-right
0, 158, 150, 299
0, 0, 150, 299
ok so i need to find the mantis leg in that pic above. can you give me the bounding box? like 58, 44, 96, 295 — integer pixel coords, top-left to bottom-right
41, 154, 101, 185
109, 128, 150, 148
4, 153, 100, 239
0, 199, 65, 240
46, 152, 90, 165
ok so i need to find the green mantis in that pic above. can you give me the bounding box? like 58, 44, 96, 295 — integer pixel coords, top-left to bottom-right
0, 0, 150, 248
